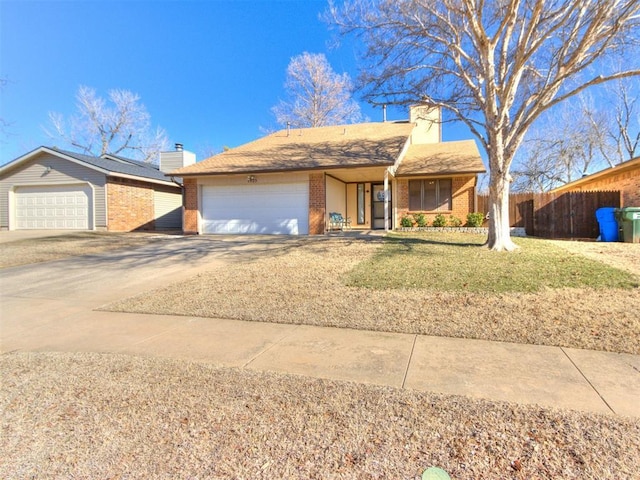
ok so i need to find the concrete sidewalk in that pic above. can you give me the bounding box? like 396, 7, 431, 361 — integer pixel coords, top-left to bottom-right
1, 238, 639, 418
2, 307, 639, 417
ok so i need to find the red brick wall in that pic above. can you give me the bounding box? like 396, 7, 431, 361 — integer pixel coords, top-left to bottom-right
570, 167, 640, 207
183, 177, 198, 234
308, 172, 326, 235
107, 177, 154, 232
396, 175, 477, 225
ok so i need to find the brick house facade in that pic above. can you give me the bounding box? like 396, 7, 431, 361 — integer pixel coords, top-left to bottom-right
107, 177, 155, 231
395, 175, 477, 225
551, 156, 640, 207
169, 106, 485, 235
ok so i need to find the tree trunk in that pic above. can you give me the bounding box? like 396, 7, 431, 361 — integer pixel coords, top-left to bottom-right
486, 134, 518, 252
486, 168, 518, 252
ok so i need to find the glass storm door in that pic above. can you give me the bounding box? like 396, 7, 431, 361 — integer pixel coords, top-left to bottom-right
372, 184, 390, 229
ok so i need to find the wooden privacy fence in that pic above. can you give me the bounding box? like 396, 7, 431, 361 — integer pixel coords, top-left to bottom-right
477, 191, 621, 239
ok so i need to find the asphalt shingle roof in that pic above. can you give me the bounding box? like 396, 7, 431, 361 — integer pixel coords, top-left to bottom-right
171, 122, 415, 176
52, 148, 172, 183
396, 140, 486, 176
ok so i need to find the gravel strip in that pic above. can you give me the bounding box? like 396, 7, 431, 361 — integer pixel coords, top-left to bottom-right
2, 352, 639, 479
106, 239, 640, 354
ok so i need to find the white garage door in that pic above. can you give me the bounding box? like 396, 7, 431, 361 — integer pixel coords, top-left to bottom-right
202, 183, 309, 234
15, 185, 90, 230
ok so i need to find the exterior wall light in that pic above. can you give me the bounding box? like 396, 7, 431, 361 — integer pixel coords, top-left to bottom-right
247, 175, 257, 183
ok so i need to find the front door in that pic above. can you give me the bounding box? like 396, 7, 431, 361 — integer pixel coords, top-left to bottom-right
372, 184, 390, 229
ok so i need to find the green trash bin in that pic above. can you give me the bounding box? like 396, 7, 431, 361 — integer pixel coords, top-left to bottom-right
616, 207, 640, 243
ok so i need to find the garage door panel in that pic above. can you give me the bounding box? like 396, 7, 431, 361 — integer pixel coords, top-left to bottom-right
14, 185, 91, 230
202, 183, 308, 235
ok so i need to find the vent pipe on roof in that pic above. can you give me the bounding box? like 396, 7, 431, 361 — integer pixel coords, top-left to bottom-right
286, 122, 291, 137
383, 104, 387, 122
175, 143, 183, 151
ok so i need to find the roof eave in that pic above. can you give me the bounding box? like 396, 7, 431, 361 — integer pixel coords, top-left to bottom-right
550, 156, 640, 193
396, 169, 486, 177
170, 162, 396, 177
107, 172, 180, 188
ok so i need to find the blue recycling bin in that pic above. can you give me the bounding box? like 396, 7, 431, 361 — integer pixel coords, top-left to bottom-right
595, 207, 619, 242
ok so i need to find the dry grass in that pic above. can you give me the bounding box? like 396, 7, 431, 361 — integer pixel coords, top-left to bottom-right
0, 232, 171, 269
106, 237, 640, 354
3, 235, 640, 478
2, 352, 639, 480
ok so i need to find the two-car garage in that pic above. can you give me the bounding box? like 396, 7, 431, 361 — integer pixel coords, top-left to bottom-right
201, 182, 309, 235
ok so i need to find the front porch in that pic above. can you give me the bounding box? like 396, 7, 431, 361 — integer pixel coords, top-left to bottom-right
314, 167, 481, 235
317, 166, 394, 234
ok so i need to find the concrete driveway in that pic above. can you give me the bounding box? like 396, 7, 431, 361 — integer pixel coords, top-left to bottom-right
1, 235, 639, 417
0, 229, 84, 243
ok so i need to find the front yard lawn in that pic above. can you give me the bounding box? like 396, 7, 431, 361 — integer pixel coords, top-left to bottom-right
346, 233, 638, 293
105, 235, 640, 354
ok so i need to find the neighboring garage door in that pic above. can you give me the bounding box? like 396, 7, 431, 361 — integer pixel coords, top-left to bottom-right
154, 190, 182, 230
14, 185, 91, 229
202, 183, 309, 234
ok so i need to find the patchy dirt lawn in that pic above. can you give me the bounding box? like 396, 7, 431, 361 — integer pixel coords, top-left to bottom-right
2, 352, 639, 480
548, 239, 640, 278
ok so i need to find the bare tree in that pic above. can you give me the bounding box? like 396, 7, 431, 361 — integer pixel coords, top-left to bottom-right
329, 0, 640, 250
513, 80, 639, 191
47, 86, 169, 163
512, 96, 611, 191
604, 79, 640, 164
272, 52, 362, 128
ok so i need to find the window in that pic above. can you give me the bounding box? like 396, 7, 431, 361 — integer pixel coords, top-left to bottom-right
357, 183, 365, 224
408, 179, 452, 211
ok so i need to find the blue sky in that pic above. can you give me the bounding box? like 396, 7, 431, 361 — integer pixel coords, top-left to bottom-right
0, 0, 475, 164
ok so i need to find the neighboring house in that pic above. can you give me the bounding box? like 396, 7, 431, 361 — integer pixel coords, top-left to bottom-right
550, 156, 640, 207
0, 145, 194, 231
171, 105, 486, 235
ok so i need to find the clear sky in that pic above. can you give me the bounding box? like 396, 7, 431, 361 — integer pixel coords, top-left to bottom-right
0, 0, 475, 165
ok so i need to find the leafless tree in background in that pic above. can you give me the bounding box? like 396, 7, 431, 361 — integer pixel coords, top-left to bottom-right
272, 52, 362, 128
47, 86, 169, 163
604, 79, 640, 164
513, 81, 639, 191
512, 95, 610, 191
329, 0, 640, 250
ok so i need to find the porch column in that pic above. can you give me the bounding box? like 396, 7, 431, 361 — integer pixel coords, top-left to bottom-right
384, 169, 389, 231
308, 172, 326, 235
